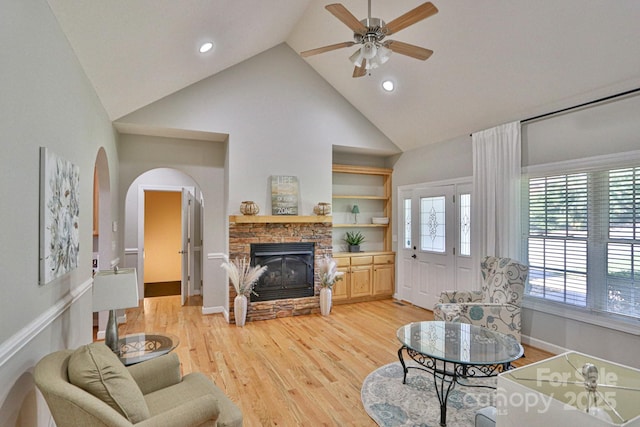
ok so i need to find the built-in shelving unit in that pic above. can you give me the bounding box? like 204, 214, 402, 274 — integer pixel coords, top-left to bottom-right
331, 164, 395, 304
332, 164, 392, 253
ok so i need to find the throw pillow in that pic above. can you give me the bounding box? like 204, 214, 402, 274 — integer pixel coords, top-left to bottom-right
68, 342, 150, 423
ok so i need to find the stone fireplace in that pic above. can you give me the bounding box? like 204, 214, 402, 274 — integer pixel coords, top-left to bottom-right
228, 216, 332, 323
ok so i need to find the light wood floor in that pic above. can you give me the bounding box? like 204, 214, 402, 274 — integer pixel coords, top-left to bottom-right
118, 296, 553, 426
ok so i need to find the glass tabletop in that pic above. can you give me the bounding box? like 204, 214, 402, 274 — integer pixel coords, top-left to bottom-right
118, 332, 180, 366
397, 321, 523, 365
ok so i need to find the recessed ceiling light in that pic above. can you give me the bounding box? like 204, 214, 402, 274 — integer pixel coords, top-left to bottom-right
382, 80, 395, 92
199, 42, 214, 54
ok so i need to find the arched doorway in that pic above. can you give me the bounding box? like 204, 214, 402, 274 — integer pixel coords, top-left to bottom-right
123, 168, 204, 305
93, 147, 113, 337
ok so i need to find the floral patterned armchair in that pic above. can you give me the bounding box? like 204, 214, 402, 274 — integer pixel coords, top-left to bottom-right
432, 256, 528, 342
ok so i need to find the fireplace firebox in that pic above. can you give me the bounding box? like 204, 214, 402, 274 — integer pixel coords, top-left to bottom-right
250, 243, 315, 302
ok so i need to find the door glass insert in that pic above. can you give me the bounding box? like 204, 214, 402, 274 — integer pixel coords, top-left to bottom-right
460, 193, 471, 256
404, 198, 412, 249
420, 196, 446, 253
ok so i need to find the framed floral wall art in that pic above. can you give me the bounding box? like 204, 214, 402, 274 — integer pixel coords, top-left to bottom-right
39, 147, 80, 285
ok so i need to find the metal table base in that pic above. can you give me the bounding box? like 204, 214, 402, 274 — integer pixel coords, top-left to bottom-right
398, 345, 510, 427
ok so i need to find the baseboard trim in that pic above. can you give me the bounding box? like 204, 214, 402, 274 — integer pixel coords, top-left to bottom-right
521, 334, 569, 356
201, 305, 225, 315
0, 278, 92, 368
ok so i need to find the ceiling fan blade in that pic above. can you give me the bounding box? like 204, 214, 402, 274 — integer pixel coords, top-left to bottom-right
326, 3, 368, 34
300, 41, 356, 57
385, 40, 433, 60
385, 2, 438, 35
353, 60, 367, 78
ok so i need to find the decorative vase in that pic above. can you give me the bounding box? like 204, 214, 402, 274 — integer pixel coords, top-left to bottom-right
240, 201, 259, 215
319, 287, 332, 316
349, 245, 360, 253
313, 202, 332, 216
234, 294, 248, 326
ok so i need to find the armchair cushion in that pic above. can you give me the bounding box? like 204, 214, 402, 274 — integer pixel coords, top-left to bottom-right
67, 343, 150, 423
127, 352, 182, 395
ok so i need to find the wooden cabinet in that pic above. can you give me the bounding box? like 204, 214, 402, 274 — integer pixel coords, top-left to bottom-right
333, 257, 350, 302
373, 255, 395, 296
351, 266, 373, 298
331, 164, 395, 303
333, 252, 394, 303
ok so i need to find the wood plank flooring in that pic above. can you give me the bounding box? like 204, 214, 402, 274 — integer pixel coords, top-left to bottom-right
117, 296, 553, 426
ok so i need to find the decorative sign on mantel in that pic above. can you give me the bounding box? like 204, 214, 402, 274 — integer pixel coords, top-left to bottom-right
271, 175, 299, 215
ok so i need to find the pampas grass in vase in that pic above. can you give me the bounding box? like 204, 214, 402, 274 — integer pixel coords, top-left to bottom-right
221, 257, 267, 326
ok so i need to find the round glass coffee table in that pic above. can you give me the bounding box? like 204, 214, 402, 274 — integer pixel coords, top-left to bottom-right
397, 321, 523, 426
118, 332, 180, 366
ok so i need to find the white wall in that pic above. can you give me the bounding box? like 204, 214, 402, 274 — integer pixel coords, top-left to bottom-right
117, 43, 400, 217
0, 0, 119, 425
391, 92, 640, 367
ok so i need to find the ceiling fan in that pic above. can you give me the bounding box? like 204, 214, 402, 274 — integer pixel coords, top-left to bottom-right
300, 1, 438, 78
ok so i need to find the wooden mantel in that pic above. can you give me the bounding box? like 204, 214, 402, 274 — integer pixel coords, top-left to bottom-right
228, 215, 333, 224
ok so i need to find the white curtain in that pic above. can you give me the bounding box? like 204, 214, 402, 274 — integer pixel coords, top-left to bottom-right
472, 121, 522, 274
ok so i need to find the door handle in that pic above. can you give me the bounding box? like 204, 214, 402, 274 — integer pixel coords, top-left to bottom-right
178, 250, 186, 254
411, 254, 417, 259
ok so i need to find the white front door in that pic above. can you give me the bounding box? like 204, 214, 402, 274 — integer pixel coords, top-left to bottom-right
413, 186, 455, 309
398, 183, 472, 310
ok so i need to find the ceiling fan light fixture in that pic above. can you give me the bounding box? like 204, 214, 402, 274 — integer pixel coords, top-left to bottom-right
361, 41, 377, 60
375, 45, 392, 67
349, 48, 365, 67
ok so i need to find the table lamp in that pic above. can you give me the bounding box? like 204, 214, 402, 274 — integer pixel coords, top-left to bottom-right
93, 267, 139, 354
352, 204, 360, 224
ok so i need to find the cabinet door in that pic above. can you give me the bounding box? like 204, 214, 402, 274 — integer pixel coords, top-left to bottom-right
373, 264, 394, 296
351, 265, 372, 298
333, 266, 350, 301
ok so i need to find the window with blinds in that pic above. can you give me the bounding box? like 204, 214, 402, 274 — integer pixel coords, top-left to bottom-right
524, 166, 640, 319
606, 167, 640, 316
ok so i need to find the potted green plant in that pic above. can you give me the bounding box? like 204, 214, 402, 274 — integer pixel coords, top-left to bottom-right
344, 231, 365, 253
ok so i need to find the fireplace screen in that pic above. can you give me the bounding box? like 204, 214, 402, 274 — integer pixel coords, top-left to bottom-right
250, 243, 315, 302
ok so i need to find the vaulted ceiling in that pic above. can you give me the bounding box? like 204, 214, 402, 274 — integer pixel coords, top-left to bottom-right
46, 0, 640, 152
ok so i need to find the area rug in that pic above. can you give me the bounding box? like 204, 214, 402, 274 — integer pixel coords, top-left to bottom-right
361, 362, 496, 427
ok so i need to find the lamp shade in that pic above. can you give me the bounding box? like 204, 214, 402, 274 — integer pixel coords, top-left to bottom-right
93, 268, 139, 312
351, 205, 360, 214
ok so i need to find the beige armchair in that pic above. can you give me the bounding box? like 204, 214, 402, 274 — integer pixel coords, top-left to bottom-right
34, 343, 242, 427
432, 256, 528, 342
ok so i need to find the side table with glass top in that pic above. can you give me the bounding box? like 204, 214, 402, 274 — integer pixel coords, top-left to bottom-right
118, 333, 180, 366
397, 321, 523, 427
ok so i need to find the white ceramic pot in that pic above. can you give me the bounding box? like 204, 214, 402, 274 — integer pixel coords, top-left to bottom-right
234, 294, 248, 326
319, 287, 332, 316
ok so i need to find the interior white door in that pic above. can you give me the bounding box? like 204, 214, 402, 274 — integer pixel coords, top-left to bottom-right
180, 189, 194, 306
